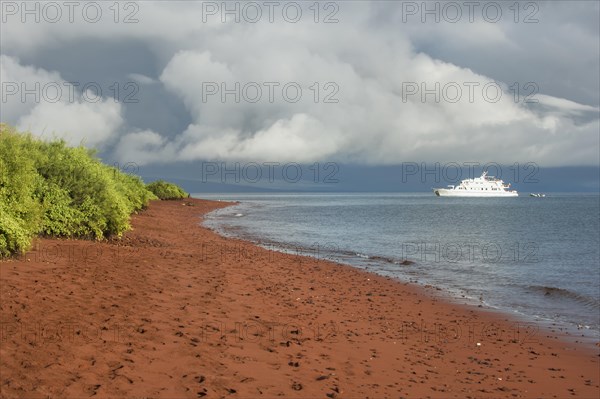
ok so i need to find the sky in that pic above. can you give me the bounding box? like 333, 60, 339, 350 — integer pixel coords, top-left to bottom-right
1, 0, 599, 191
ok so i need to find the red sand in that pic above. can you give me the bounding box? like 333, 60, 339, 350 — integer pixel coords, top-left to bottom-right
1, 198, 598, 398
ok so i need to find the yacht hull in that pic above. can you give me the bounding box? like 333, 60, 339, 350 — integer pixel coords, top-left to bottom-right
433, 189, 518, 197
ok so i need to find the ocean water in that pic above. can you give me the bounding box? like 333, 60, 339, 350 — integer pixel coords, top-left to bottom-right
199, 193, 600, 337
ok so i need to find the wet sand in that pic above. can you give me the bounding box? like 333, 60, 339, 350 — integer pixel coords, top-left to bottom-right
1, 198, 598, 398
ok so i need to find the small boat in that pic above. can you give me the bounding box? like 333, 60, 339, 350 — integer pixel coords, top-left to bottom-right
433, 171, 518, 197
529, 193, 546, 198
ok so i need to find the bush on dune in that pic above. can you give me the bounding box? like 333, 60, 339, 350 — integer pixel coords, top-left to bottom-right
146, 180, 188, 200
0, 124, 158, 257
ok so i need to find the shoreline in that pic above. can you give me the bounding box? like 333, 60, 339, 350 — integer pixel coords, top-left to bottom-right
203, 201, 600, 347
1, 198, 598, 398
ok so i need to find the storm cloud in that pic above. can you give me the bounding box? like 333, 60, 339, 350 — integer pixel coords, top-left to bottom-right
1, 1, 598, 167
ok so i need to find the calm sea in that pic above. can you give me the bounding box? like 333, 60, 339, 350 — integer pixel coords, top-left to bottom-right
198, 193, 600, 337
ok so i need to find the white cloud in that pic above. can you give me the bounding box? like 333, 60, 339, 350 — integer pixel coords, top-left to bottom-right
178, 114, 337, 163
114, 130, 176, 164
127, 73, 157, 85
1, 54, 62, 122
1, 55, 124, 148
150, 41, 598, 166
536, 95, 599, 114
17, 99, 122, 148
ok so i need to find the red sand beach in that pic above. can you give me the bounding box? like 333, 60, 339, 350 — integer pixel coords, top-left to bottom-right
1, 198, 598, 398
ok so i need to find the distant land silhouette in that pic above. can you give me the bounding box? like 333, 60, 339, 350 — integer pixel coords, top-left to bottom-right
135, 163, 600, 193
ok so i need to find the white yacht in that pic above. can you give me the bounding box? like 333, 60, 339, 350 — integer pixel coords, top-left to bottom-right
433, 171, 518, 197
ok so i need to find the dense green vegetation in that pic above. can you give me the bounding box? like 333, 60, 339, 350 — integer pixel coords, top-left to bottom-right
146, 180, 189, 200
0, 124, 168, 257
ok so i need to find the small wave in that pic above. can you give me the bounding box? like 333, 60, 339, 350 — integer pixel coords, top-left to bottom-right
350, 251, 408, 265
370, 255, 395, 263
234, 213, 244, 217
394, 259, 416, 266
528, 285, 600, 309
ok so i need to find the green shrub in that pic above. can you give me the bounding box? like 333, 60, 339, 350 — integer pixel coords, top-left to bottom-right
0, 203, 34, 257
0, 127, 43, 255
146, 180, 188, 200
0, 124, 160, 257
38, 181, 86, 237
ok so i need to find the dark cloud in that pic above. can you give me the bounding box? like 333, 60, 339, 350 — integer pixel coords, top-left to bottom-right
1, 1, 598, 170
